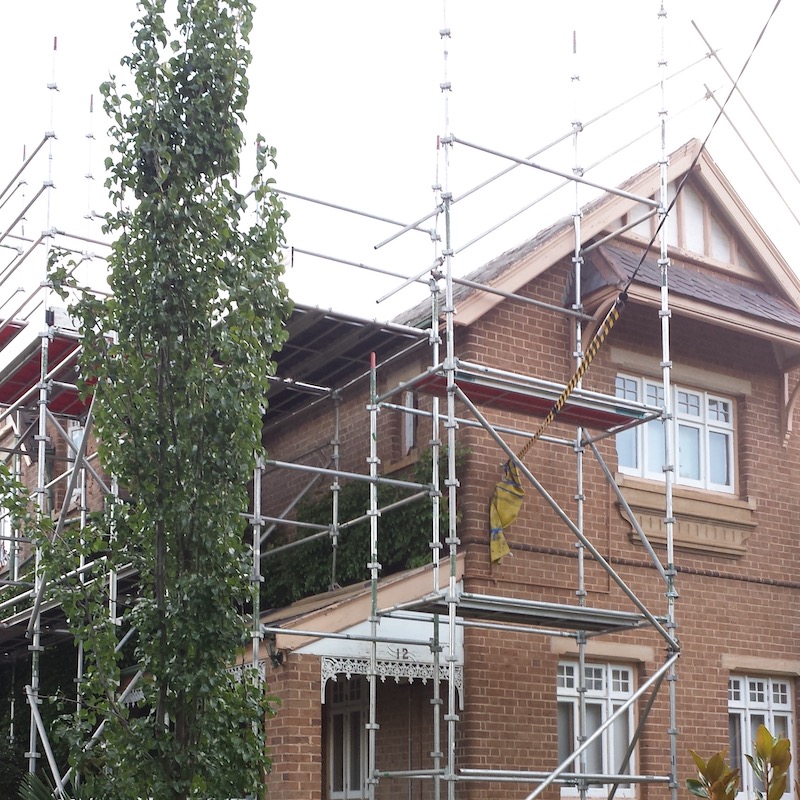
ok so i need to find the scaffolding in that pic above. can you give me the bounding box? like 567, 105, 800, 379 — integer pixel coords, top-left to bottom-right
0, 3, 793, 799
254, 6, 688, 800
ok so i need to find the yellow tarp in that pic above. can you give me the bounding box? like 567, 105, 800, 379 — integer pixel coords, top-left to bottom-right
489, 460, 523, 562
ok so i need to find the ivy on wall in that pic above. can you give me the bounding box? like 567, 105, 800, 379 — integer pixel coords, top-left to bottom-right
263, 449, 465, 610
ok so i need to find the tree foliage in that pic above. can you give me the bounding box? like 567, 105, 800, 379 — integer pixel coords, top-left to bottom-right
46, 0, 291, 797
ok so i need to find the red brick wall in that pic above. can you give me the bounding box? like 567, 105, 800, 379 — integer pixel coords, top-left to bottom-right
266, 653, 324, 800
266, 658, 453, 800
264, 249, 800, 796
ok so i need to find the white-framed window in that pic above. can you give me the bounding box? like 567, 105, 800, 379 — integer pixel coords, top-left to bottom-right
401, 390, 417, 457
729, 675, 794, 799
625, 181, 751, 269
615, 375, 735, 493
327, 677, 367, 800
557, 662, 635, 797
67, 419, 84, 461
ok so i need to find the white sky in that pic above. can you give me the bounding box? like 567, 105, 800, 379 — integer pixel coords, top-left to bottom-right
1, 1, 800, 321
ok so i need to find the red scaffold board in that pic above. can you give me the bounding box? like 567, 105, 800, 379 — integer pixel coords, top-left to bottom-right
416, 372, 646, 432
0, 332, 88, 415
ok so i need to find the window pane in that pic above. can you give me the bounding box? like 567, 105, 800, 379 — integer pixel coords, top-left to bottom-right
710, 214, 732, 262
709, 431, 730, 486
333, 714, 345, 792
611, 669, 630, 695
677, 390, 701, 417
774, 683, 790, 707
729, 675, 793, 800
558, 701, 575, 769
616, 376, 638, 402
586, 703, 604, 777
611, 704, 631, 779
678, 425, 700, 480
349, 711, 362, 792
683, 185, 705, 253
749, 680, 766, 705
558, 663, 576, 689
708, 398, 730, 424
616, 377, 638, 470
774, 715, 789, 740
646, 420, 665, 475
585, 667, 604, 692
616, 428, 637, 470
750, 713, 766, 795
729, 712, 742, 772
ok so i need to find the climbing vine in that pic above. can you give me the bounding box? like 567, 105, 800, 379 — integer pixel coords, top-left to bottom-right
263, 448, 466, 610
46, 1, 291, 798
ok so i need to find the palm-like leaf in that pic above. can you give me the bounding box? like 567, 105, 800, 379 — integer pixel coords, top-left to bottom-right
18, 773, 77, 800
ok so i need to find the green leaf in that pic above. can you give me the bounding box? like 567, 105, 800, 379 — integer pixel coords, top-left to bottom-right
756, 724, 775, 759
706, 752, 726, 783
43, 0, 288, 796
687, 778, 709, 798
768, 774, 788, 800
771, 737, 791, 771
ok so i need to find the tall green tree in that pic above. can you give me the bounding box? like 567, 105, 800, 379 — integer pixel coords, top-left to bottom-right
48, 0, 290, 797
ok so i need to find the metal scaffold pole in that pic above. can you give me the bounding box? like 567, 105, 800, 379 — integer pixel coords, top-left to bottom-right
26, 314, 49, 775
657, 4, 680, 799
367, 352, 381, 800
430, 147, 445, 800
330, 394, 341, 590
568, 24, 591, 800
26, 37, 61, 773
251, 460, 264, 677
435, 4, 459, 796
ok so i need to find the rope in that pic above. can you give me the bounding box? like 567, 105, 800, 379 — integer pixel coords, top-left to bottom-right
512, 0, 782, 458
516, 290, 627, 460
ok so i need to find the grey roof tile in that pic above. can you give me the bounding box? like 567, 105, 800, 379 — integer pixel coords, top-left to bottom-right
586, 244, 800, 329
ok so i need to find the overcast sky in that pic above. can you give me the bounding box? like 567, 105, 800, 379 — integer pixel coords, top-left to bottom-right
1, 1, 799, 319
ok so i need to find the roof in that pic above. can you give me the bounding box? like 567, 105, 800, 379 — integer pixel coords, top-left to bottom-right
266, 303, 429, 425
393, 213, 574, 329
584, 243, 800, 331
262, 554, 463, 652
269, 141, 800, 418
396, 140, 800, 332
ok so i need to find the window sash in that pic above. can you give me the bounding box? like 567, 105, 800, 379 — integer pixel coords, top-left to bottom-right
728, 675, 794, 800
557, 663, 635, 797
328, 681, 367, 800
616, 375, 735, 493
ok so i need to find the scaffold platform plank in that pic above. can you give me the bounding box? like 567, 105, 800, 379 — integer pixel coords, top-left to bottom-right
0, 330, 87, 416
416, 359, 662, 431
395, 591, 659, 634
0, 320, 27, 350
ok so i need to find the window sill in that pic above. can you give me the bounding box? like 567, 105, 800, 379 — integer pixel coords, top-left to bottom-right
383, 448, 420, 476
615, 475, 756, 558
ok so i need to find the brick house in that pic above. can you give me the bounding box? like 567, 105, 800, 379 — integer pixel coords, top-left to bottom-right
259, 138, 800, 800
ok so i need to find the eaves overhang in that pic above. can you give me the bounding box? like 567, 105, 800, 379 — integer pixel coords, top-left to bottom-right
262, 554, 464, 652
617, 285, 800, 353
